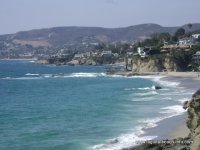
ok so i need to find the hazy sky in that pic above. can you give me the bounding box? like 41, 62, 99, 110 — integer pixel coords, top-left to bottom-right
0, 0, 200, 34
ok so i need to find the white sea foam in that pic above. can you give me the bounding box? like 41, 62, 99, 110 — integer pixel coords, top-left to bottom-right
100, 104, 187, 150
125, 86, 156, 91
123, 75, 180, 88
130, 97, 155, 102
91, 128, 157, 150
25, 73, 40, 76
177, 98, 190, 103
67, 72, 106, 78
134, 91, 158, 96
160, 92, 193, 96
139, 117, 163, 129
161, 97, 172, 100
139, 105, 186, 131
42, 74, 53, 78
151, 77, 180, 87
74, 72, 105, 77
124, 88, 132, 91
2, 72, 107, 80
2, 77, 12, 80
138, 87, 152, 90
160, 105, 186, 116
2, 77, 42, 80
92, 111, 170, 150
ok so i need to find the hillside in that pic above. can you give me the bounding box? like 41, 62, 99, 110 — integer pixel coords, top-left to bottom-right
0, 23, 200, 58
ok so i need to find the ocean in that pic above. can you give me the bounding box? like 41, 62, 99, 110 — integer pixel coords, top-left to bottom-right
0, 60, 194, 150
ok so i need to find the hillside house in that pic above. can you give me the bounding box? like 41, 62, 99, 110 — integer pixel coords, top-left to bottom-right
192, 34, 200, 39
137, 47, 149, 58
193, 51, 200, 62
178, 37, 195, 46
74, 54, 84, 60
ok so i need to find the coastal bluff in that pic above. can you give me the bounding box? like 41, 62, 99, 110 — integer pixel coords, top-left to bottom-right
184, 89, 200, 150
132, 57, 181, 72
126, 89, 200, 150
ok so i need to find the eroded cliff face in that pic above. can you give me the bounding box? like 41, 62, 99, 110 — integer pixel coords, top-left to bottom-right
184, 89, 200, 150
132, 57, 181, 72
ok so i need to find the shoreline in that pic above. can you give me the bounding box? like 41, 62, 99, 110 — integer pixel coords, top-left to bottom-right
168, 115, 189, 139
139, 113, 189, 142
151, 74, 199, 137
159, 75, 199, 139
109, 71, 200, 80
118, 71, 200, 150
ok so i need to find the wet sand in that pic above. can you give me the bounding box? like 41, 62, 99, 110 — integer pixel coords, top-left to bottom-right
110, 71, 200, 149
110, 71, 200, 80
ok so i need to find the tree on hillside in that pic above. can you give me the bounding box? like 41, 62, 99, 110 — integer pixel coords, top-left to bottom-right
172, 28, 186, 42
159, 32, 171, 42
174, 28, 185, 37
198, 36, 200, 43
95, 43, 106, 51
171, 50, 193, 71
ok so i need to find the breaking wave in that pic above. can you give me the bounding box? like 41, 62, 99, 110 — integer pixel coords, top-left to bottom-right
1, 72, 106, 80
91, 128, 157, 150
134, 91, 159, 96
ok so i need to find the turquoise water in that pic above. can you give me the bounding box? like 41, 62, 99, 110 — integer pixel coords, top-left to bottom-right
0, 60, 193, 150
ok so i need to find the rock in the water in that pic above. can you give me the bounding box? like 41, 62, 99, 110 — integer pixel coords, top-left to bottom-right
155, 86, 162, 90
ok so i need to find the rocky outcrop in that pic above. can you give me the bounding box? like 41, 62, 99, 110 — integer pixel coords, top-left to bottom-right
184, 89, 200, 150
132, 58, 163, 72
67, 60, 79, 66
66, 59, 97, 66
132, 57, 181, 72
163, 57, 181, 72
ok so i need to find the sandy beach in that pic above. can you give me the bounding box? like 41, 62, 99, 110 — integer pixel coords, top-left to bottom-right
111, 71, 200, 80
169, 118, 190, 139
146, 72, 200, 140
111, 71, 200, 149
161, 73, 199, 139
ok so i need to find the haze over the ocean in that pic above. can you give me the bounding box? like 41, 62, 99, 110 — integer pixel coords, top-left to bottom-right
0, 0, 200, 34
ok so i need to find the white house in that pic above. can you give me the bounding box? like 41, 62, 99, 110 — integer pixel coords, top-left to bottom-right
74, 54, 84, 59
178, 37, 195, 46
193, 51, 200, 58
193, 51, 200, 65
137, 47, 148, 58
192, 34, 200, 39
101, 51, 112, 57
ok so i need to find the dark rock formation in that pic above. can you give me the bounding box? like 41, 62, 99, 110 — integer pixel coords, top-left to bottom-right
155, 86, 162, 90
125, 138, 192, 150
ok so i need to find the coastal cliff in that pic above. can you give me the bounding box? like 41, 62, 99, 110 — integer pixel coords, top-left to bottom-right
184, 89, 200, 150
127, 89, 200, 150
132, 56, 181, 72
